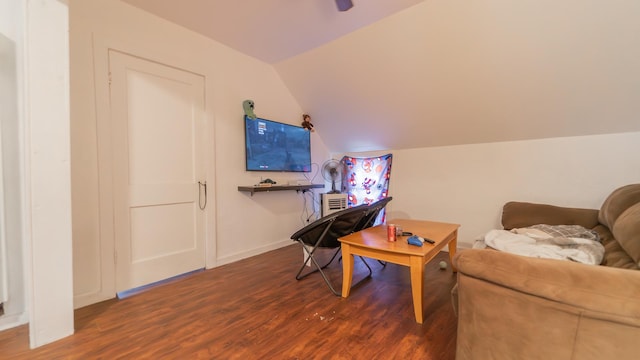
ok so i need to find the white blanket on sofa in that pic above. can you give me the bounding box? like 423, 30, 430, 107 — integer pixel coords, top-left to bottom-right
473, 225, 604, 265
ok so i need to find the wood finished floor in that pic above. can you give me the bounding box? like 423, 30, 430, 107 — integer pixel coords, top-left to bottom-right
0, 244, 458, 359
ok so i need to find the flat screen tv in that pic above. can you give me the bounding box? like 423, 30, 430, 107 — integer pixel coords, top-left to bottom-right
244, 115, 312, 172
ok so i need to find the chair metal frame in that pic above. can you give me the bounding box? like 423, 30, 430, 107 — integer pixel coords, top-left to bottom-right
291, 197, 392, 296
356, 196, 393, 230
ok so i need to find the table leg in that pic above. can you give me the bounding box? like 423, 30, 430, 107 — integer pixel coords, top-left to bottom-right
448, 230, 458, 272
341, 243, 354, 298
409, 255, 424, 323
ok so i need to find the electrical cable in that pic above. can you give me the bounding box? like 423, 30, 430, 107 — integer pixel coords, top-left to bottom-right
303, 162, 321, 185
300, 188, 319, 225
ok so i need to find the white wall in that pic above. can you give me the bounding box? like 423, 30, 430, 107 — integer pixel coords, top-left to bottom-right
0, 0, 74, 347
70, 0, 330, 308
0, 0, 27, 332
343, 132, 640, 247
24, 0, 74, 347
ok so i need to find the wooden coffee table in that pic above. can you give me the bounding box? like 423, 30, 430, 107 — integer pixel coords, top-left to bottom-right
339, 219, 460, 323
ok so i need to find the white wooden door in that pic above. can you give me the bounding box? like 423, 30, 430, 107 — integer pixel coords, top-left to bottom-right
108, 50, 206, 293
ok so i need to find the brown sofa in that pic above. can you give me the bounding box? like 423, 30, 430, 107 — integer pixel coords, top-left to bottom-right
453, 184, 640, 360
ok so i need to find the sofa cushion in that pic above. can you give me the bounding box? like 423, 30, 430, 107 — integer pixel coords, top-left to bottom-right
612, 202, 640, 266
598, 183, 640, 229
595, 224, 639, 269
453, 249, 640, 317
502, 201, 599, 230
453, 249, 640, 360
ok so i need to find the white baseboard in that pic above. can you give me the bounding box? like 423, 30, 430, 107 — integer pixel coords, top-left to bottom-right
0, 312, 28, 332
213, 239, 292, 267
456, 241, 473, 249
74, 292, 115, 310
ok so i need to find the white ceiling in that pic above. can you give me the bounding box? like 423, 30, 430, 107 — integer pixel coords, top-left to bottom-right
120, 0, 424, 64
120, 0, 640, 152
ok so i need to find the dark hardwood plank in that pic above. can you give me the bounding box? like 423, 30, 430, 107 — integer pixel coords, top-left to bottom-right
0, 244, 457, 359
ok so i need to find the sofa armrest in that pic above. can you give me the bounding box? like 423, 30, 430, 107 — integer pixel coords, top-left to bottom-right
453, 249, 640, 360
454, 249, 640, 315
501, 201, 599, 230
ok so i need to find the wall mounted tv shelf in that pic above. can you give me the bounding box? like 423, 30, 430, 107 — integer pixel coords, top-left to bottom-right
237, 184, 324, 196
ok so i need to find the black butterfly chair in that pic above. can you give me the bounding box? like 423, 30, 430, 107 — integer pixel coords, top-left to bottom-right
355, 196, 393, 231
292, 204, 373, 296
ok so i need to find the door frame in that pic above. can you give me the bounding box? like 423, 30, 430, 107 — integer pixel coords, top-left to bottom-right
76, 34, 216, 308
108, 50, 207, 293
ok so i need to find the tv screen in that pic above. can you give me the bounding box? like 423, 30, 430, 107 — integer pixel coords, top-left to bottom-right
244, 115, 312, 172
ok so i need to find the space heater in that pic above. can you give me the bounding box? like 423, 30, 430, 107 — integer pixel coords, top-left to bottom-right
321, 193, 348, 216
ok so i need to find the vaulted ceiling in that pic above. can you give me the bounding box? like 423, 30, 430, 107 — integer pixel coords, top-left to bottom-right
121, 0, 640, 152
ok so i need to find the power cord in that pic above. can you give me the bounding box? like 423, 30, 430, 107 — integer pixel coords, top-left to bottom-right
300, 188, 319, 225
303, 162, 321, 184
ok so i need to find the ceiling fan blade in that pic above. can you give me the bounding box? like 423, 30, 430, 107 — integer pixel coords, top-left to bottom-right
336, 0, 353, 12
